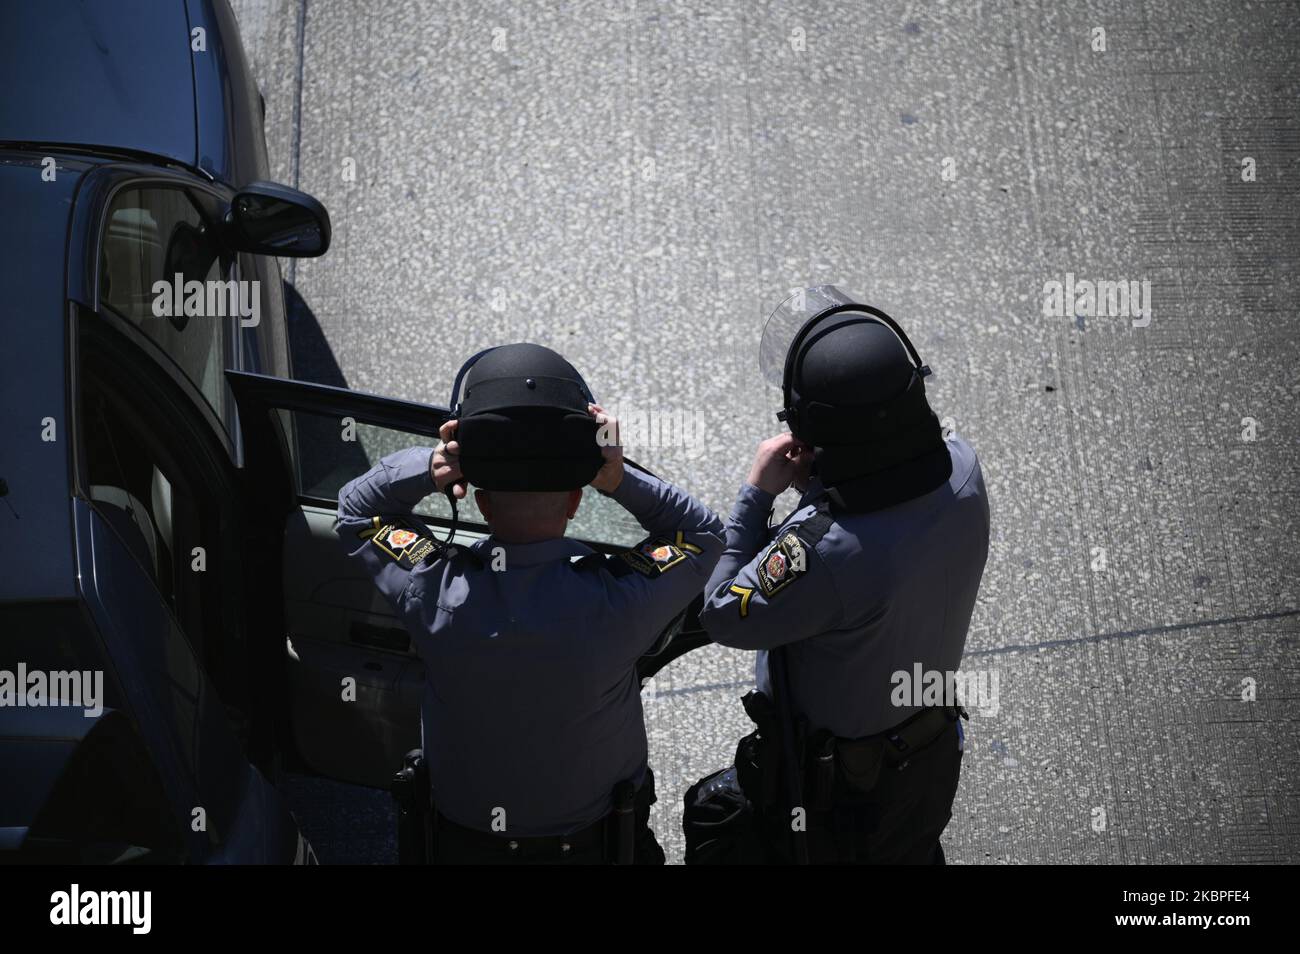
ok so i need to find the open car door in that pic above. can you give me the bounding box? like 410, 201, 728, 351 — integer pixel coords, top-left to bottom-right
226, 370, 710, 789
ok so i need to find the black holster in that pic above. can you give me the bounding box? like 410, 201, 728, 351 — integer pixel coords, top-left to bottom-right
392, 748, 432, 865
733, 690, 783, 811
732, 691, 836, 813
608, 779, 637, 865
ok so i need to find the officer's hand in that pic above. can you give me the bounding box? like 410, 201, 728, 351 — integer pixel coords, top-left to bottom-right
747, 433, 812, 496
791, 444, 815, 494
589, 403, 624, 493
432, 419, 468, 499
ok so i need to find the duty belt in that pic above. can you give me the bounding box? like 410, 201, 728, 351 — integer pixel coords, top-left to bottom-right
433, 810, 608, 863
813, 704, 967, 808
428, 778, 642, 865
736, 693, 967, 813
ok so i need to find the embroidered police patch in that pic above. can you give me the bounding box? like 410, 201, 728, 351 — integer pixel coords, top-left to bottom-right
756, 530, 807, 597
367, 519, 440, 568
620, 537, 688, 576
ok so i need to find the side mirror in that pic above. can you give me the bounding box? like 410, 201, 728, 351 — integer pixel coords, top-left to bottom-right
228, 181, 331, 257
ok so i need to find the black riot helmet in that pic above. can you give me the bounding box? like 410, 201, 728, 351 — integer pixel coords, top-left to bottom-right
449, 343, 604, 491
759, 286, 952, 512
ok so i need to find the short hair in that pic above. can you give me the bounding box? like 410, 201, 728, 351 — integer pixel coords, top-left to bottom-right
478, 489, 572, 530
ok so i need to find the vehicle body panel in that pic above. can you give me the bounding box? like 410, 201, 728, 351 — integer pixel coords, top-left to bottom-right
0, 1, 197, 168
1, 1, 306, 863
0, 156, 85, 602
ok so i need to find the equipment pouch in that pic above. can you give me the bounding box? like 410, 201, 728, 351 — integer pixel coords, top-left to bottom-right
834, 736, 886, 795
735, 690, 782, 809
804, 729, 837, 810
882, 706, 960, 769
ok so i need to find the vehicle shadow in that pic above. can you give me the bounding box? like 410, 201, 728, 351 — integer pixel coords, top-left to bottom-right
284, 281, 372, 496
286, 279, 348, 389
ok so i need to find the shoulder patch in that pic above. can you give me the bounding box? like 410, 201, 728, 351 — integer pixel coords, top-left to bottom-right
619, 536, 689, 577
756, 529, 808, 597
363, 517, 443, 569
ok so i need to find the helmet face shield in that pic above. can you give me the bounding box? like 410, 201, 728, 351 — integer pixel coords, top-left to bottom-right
758, 285, 859, 388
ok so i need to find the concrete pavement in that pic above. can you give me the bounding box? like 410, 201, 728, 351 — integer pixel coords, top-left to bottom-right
233, 0, 1300, 864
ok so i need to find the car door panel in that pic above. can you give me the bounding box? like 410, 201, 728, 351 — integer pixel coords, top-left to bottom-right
281, 505, 432, 786
229, 371, 453, 787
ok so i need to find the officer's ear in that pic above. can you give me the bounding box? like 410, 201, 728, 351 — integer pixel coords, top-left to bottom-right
566, 488, 583, 520
475, 488, 493, 523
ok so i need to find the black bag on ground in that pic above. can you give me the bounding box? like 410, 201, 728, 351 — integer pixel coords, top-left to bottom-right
682, 766, 766, 865
683, 690, 782, 865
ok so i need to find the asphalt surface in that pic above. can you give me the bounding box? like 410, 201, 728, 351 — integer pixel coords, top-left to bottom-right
233, 0, 1300, 864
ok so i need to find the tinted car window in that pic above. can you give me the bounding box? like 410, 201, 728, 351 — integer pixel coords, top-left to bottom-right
81, 356, 206, 650
99, 187, 231, 422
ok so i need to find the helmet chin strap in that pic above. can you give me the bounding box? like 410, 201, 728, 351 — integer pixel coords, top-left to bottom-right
442, 347, 487, 548
440, 349, 485, 547
440, 486, 460, 549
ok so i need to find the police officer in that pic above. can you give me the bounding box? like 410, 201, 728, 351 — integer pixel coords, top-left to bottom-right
337, 343, 724, 864
696, 287, 990, 864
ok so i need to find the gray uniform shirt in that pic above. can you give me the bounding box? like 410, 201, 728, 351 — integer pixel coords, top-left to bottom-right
337, 448, 723, 836
700, 436, 990, 739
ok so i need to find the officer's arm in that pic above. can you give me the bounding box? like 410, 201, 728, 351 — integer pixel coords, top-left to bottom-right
336, 447, 442, 610
699, 484, 844, 650
599, 467, 725, 636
